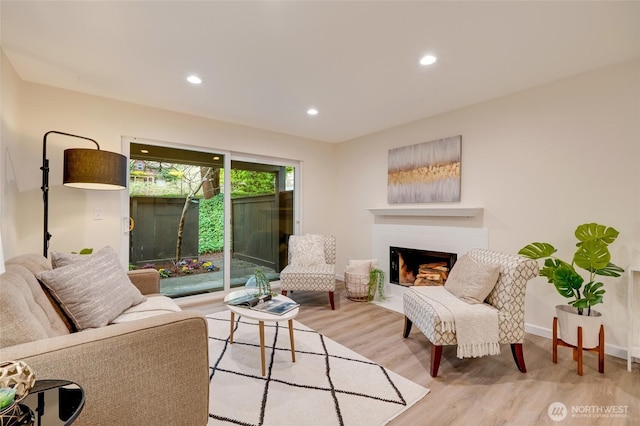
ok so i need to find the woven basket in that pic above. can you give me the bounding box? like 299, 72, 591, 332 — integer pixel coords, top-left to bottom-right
344, 272, 370, 302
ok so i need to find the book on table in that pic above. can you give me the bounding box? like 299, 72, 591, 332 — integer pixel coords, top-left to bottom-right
226, 293, 272, 307
251, 298, 299, 315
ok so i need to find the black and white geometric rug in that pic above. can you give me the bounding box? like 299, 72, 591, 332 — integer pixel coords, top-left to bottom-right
206, 312, 429, 426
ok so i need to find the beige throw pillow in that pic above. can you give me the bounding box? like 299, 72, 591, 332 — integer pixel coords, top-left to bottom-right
289, 235, 326, 266
345, 259, 378, 275
444, 254, 500, 304
50, 251, 86, 269
36, 246, 146, 330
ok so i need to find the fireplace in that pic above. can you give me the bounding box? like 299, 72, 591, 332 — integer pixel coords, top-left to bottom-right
371, 224, 488, 313
389, 246, 457, 287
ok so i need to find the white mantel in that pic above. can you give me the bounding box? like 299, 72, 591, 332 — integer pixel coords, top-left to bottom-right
367, 207, 482, 217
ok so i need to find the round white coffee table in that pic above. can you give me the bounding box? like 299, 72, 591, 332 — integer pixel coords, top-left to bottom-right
224, 290, 300, 376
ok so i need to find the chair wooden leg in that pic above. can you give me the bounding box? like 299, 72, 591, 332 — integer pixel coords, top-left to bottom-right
430, 345, 443, 377
403, 317, 413, 338
511, 343, 527, 373
328, 291, 335, 310
401, 317, 442, 376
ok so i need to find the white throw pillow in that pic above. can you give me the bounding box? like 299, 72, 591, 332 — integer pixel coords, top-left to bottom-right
289, 235, 326, 266
37, 246, 146, 330
444, 254, 500, 304
346, 259, 378, 275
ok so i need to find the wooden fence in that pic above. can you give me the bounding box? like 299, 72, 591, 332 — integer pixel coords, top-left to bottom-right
130, 191, 293, 271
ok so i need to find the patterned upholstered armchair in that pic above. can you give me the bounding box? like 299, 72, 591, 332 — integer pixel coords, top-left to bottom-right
280, 234, 337, 309
402, 249, 539, 377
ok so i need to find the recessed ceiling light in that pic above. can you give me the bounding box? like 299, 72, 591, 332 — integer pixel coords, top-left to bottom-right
419, 55, 437, 66
187, 75, 202, 84
307, 108, 319, 116
140, 149, 149, 154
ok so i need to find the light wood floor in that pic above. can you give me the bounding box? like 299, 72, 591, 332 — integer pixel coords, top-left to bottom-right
195, 282, 639, 426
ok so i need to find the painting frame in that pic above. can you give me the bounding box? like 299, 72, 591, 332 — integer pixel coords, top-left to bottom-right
387, 135, 461, 204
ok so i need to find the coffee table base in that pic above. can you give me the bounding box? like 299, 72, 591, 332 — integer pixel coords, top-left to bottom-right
229, 312, 296, 376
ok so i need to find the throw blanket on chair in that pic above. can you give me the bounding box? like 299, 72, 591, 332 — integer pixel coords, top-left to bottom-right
412, 286, 501, 358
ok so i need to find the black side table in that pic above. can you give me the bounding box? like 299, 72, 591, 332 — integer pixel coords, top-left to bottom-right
20, 380, 84, 426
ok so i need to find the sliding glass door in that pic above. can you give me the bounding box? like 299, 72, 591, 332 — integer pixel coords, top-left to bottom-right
124, 138, 298, 299
229, 159, 295, 289
128, 142, 225, 297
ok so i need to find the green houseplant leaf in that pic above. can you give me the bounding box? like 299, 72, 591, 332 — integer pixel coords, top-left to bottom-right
71, 248, 93, 255
573, 239, 610, 272
0, 387, 16, 409
570, 282, 604, 311
518, 242, 557, 259
539, 258, 572, 284
594, 262, 625, 278
552, 265, 583, 299
583, 281, 605, 303
575, 223, 619, 246
367, 268, 386, 302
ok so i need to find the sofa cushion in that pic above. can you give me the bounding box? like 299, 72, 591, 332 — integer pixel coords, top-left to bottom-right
111, 295, 181, 323
0, 259, 71, 348
36, 246, 146, 330
444, 254, 500, 304
8, 253, 78, 332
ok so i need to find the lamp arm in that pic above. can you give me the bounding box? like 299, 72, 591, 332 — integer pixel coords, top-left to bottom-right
41, 131, 101, 258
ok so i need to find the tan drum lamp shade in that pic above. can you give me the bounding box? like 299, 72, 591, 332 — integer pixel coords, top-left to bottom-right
63, 149, 127, 189
42, 131, 127, 257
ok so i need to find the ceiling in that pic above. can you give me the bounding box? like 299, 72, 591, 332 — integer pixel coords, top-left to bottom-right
2, 1, 638, 143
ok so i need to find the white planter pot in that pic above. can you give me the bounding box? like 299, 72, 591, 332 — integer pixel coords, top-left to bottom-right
555, 304, 602, 349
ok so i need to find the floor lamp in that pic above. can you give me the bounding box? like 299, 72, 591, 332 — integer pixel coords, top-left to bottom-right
41, 131, 128, 258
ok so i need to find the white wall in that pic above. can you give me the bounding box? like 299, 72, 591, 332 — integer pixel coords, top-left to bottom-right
0, 50, 337, 261
335, 60, 640, 350
0, 50, 23, 259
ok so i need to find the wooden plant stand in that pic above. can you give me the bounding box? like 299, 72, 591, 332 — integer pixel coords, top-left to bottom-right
552, 316, 604, 376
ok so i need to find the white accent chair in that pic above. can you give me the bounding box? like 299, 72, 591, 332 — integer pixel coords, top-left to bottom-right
402, 249, 539, 377
280, 234, 337, 309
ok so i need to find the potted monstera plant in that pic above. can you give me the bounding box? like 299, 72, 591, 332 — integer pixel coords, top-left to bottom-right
518, 223, 624, 348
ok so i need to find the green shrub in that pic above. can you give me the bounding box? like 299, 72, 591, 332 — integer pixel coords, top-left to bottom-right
199, 193, 224, 253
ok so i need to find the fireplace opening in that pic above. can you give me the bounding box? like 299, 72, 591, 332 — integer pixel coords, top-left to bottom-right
390, 246, 457, 286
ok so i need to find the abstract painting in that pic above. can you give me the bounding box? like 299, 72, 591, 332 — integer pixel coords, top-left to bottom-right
388, 135, 461, 203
